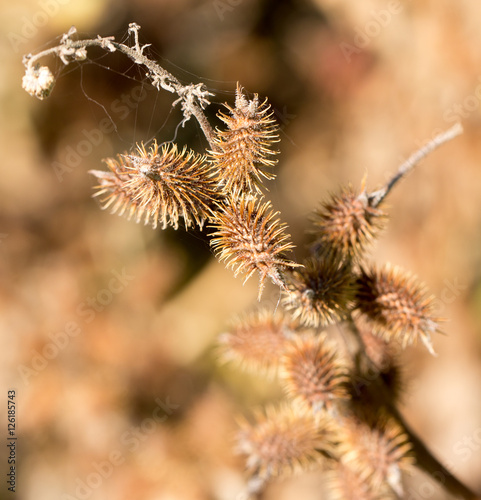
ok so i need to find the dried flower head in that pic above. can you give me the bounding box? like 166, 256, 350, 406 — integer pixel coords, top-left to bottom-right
311, 185, 387, 261
22, 65, 55, 100
339, 412, 414, 496
355, 264, 441, 355
281, 333, 349, 412
210, 84, 279, 195
237, 404, 336, 481
218, 309, 297, 374
90, 141, 217, 230
210, 195, 300, 299
283, 255, 356, 328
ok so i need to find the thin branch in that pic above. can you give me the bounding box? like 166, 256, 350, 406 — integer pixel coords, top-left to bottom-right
346, 317, 480, 500
391, 407, 481, 500
22, 24, 218, 149
368, 123, 463, 208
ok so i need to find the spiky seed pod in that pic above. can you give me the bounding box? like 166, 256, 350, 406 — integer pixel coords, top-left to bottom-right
210, 84, 279, 195
283, 255, 356, 328
339, 412, 414, 496
237, 404, 337, 481
281, 333, 350, 412
218, 309, 298, 375
355, 264, 441, 355
89, 141, 217, 230
327, 462, 392, 500
210, 195, 300, 299
310, 185, 387, 262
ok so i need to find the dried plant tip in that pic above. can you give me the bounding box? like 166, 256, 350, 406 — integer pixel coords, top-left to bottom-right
281, 333, 349, 412
355, 264, 441, 355
210, 195, 300, 299
218, 309, 298, 375
90, 141, 217, 230
237, 404, 335, 481
311, 185, 387, 261
283, 255, 356, 328
210, 84, 279, 195
22, 65, 55, 99
339, 413, 414, 496
368, 123, 464, 208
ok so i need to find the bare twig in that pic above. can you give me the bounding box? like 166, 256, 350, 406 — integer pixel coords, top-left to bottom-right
368, 123, 463, 208
346, 317, 480, 500
391, 407, 481, 500
22, 24, 218, 149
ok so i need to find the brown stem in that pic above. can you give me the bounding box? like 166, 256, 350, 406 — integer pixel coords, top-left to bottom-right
368, 123, 463, 208
391, 407, 480, 500
346, 316, 480, 499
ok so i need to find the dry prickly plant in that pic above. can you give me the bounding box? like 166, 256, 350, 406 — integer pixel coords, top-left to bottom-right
22, 23, 479, 500
90, 141, 217, 230
210, 194, 300, 299
283, 254, 356, 327
310, 183, 387, 262
209, 83, 280, 196
280, 333, 350, 412
218, 308, 297, 375
355, 264, 441, 355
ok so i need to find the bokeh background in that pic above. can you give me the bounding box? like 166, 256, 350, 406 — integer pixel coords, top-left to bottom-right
1, 0, 481, 499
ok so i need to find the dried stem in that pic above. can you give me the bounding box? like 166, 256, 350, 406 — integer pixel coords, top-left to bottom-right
346, 317, 480, 500
391, 407, 481, 500
368, 123, 463, 208
22, 24, 218, 149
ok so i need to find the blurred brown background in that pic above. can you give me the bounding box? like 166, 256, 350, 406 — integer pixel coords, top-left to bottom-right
1, 0, 481, 499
